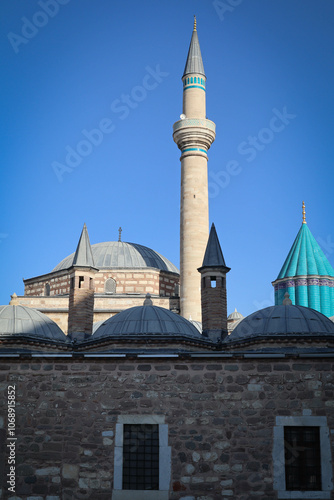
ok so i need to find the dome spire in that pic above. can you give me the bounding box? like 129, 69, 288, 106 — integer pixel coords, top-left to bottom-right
193, 15, 197, 31
302, 201, 306, 224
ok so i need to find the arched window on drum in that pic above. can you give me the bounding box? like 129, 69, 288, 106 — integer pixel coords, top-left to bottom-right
105, 278, 116, 294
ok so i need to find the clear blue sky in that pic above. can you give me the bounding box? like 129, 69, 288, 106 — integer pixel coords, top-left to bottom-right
1, 0, 334, 317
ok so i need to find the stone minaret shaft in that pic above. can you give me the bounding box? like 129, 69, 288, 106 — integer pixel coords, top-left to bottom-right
173, 17, 216, 321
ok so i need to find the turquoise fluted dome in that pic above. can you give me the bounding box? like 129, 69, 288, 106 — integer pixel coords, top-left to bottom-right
277, 224, 334, 279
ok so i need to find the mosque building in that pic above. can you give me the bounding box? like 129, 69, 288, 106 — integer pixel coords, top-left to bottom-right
1, 17, 334, 500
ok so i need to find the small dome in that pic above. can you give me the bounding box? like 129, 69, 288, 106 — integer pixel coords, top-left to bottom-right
189, 319, 202, 333
93, 305, 202, 340
227, 308, 244, 321
228, 304, 334, 342
53, 241, 179, 274
0, 305, 69, 343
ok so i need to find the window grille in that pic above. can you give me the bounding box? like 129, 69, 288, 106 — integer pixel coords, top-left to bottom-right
122, 424, 159, 490
284, 426, 321, 491
105, 278, 116, 294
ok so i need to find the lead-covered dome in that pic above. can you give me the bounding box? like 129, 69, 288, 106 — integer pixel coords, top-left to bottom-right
0, 305, 69, 343
93, 305, 202, 340
52, 241, 179, 273
228, 304, 334, 342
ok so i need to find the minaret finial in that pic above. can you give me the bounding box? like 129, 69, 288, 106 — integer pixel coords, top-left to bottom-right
193, 15, 197, 31
302, 201, 306, 224
118, 227, 122, 242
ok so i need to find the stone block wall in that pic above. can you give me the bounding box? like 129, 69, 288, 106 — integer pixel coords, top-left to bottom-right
1, 357, 334, 499
23, 269, 179, 299
24, 271, 71, 297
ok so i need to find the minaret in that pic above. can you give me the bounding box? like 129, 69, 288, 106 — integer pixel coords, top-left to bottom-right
173, 17, 216, 321
67, 223, 98, 340
198, 223, 230, 341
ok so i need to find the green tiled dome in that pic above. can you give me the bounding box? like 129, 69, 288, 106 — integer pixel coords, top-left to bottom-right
277, 224, 334, 279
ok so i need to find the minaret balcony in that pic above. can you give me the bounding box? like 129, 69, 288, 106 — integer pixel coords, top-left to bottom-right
173, 118, 216, 154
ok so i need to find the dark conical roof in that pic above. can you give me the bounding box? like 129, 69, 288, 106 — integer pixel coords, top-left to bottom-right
199, 223, 229, 270
72, 223, 96, 268
183, 20, 205, 77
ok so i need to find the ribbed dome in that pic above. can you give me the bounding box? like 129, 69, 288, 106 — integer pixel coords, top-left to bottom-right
93, 305, 202, 340
0, 305, 69, 343
228, 304, 334, 342
277, 224, 334, 279
52, 241, 179, 274
228, 308, 244, 321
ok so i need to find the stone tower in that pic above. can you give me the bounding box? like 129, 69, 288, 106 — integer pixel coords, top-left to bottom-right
173, 17, 216, 321
198, 223, 230, 341
67, 223, 98, 340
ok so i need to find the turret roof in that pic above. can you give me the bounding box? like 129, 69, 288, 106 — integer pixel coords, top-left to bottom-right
199, 223, 229, 270
72, 223, 96, 268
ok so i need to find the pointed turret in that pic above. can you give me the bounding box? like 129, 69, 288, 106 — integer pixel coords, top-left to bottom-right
198, 224, 230, 341
201, 223, 228, 269
72, 223, 95, 268
173, 18, 216, 322
67, 224, 98, 340
272, 203, 334, 317
183, 16, 205, 78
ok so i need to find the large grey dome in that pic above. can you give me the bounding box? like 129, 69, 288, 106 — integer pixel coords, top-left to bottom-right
0, 305, 69, 343
228, 304, 334, 342
52, 241, 179, 273
93, 305, 202, 340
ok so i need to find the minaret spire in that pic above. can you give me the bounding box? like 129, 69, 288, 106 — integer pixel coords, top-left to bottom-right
173, 18, 216, 322
302, 201, 306, 224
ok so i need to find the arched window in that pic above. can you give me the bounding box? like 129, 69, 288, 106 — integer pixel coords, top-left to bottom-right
105, 278, 116, 294
44, 283, 50, 296
190, 77, 193, 83
194, 77, 197, 83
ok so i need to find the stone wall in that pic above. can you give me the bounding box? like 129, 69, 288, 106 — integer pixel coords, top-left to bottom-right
24, 269, 179, 298
1, 357, 334, 499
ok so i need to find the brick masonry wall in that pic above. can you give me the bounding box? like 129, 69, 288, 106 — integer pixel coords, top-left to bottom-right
24, 272, 71, 297
1, 358, 334, 499
201, 275, 227, 331
24, 270, 179, 299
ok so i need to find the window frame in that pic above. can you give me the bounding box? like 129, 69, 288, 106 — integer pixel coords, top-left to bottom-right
273, 415, 333, 499
112, 415, 171, 500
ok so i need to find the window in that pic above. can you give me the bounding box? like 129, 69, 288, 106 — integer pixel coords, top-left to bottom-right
112, 415, 171, 500
44, 283, 50, 296
273, 416, 333, 499
105, 278, 116, 294
284, 426, 321, 491
123, 424, 159, 490
210, 277, 217, 288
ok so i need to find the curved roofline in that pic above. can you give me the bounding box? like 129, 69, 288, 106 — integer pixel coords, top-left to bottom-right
52, 241, 179, 274
227, 304, 334, 343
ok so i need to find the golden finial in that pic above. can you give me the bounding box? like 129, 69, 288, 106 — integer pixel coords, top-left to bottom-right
302, 201, 306, 224
194, 15, 197, 31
